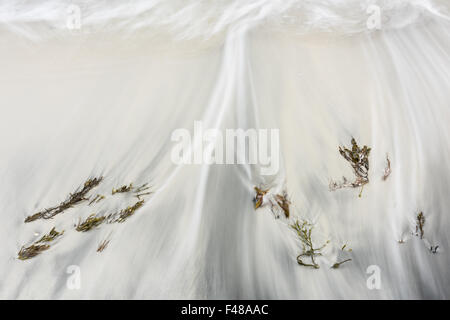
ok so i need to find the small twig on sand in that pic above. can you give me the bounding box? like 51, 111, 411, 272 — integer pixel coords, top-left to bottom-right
331, 258, 352, 269
382, 154, 391, 181
97, 239, 110, 253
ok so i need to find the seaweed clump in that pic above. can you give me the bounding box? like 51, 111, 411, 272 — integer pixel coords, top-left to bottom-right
36, 227, 64, 243
410, 212, 439, 254
291, 220, 329, 269
253, 186, 269, 209
415, 211, 425, 239
253, 187, 290, 219
76, 214, 106, 232
107, 200, 145, 223
18, 227, 64, 260
274, 192, 290, 218
112, 183, 133, 195
330, 138, 371, 197
18, 244, 50, 260
111, 182, 152, 200
25, 176, 103, 223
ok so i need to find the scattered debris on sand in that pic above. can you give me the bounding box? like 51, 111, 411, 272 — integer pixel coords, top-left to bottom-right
18, 176, 153, 260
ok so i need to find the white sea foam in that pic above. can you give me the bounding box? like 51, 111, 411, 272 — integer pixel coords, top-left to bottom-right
0, 0, 449, 40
